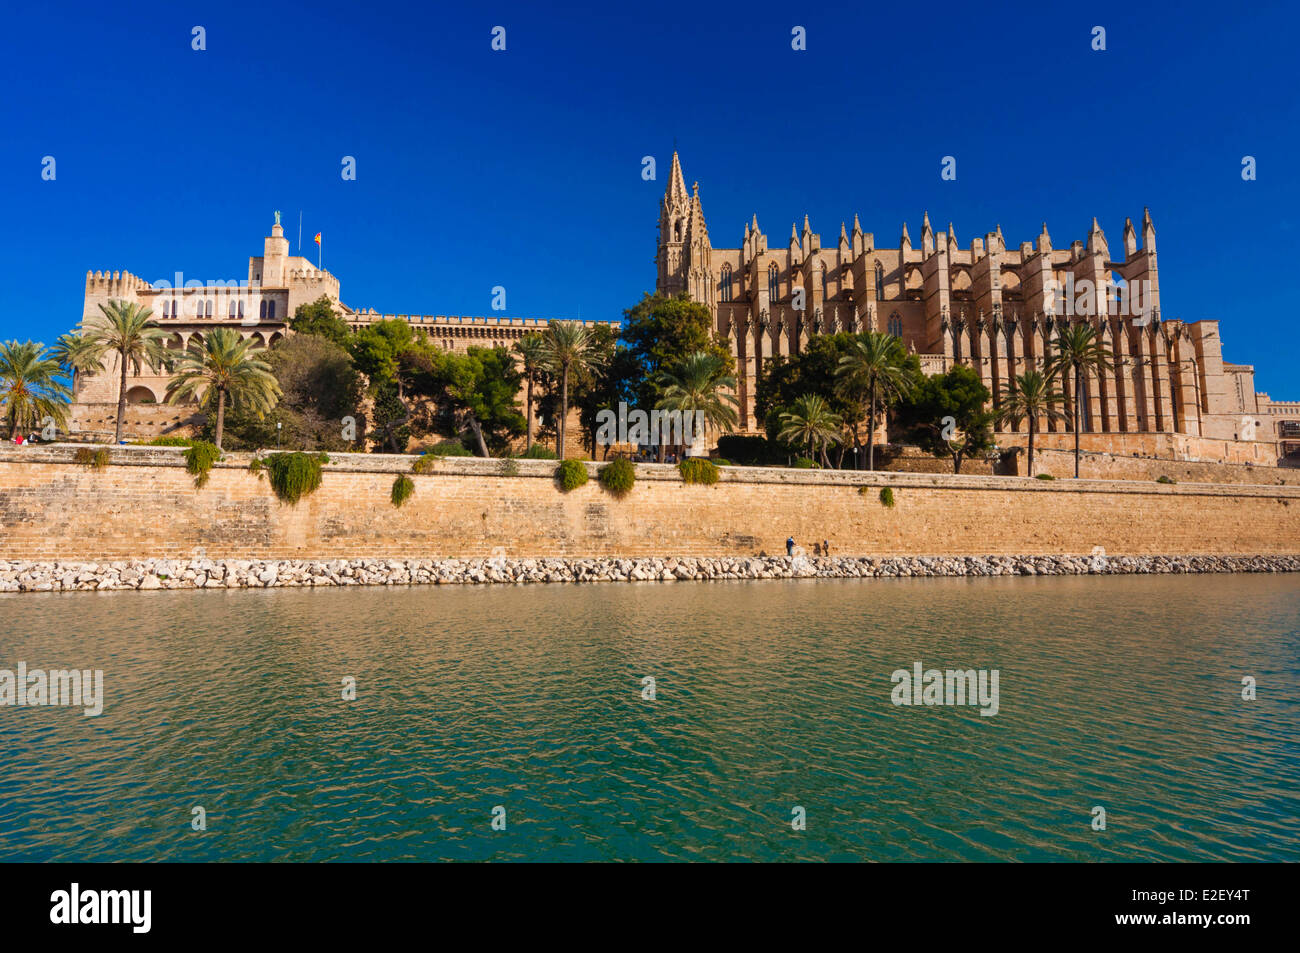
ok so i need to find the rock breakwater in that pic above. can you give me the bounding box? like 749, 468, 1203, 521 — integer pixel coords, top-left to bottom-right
2, 553, 1298, 593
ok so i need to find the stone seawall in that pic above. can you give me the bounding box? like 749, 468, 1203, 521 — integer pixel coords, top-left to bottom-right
2, 445, 1300, 566
3, 554, 1298, 594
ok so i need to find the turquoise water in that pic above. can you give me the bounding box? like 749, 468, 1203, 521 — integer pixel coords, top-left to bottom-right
1, 574, 1297, 861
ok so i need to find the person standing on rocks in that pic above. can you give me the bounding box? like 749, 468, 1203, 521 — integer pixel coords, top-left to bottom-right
823, 540, 830, 556
786, 537, 795, 557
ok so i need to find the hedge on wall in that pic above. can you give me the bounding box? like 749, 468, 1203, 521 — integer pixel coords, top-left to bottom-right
264, 451, 327, 504
74, 447, 110, 470
599, 458, 636, 496
556, 459, 588, 491
391, 474, 414, 507
183, 441, 222, 488
678, 457, 719, 486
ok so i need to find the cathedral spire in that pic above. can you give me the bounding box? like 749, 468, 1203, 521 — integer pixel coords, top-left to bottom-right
666, 150, 689, 207
1123, 216, 1137, 258
900, 221, 912, 252
1088, 216, 1108, 257
1142, 207, 1156, 253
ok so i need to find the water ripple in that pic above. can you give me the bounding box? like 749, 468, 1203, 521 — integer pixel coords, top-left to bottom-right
1, 574, 1297, 861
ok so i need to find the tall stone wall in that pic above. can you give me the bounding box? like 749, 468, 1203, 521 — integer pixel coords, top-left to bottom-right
2, 447, 1298, 563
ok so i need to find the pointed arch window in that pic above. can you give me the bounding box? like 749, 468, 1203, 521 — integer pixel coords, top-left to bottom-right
205, 299, 214, 318
888, 313, 903, 338
162, 300, 171, 318
228, 300, 237, 320
267, 301, 276, 321
875, 261, 885, 300
259, 300, 268, 320
768, 263, 779, 301
720, 264, 733, 302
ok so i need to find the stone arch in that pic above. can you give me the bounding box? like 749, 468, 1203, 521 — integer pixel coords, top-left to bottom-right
125, 385, 158, 404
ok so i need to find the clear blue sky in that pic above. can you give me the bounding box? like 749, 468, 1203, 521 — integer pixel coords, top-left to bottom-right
2, 0, 1296, 397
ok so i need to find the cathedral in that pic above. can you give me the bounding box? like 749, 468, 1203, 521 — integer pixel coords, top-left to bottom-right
655, 152, 1298, 463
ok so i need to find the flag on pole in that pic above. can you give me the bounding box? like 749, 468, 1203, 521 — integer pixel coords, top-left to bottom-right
313, 233, 321, 245
314, 232, 322, 269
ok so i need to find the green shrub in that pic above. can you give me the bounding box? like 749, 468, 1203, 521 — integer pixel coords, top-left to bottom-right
499, 458, 520, 477
879, 486, 895, 508
263, 451, 325, 504
423, 439, 473, 457
678, 457, 719, 486
518, 443, 558, 460
183, 440, 222, 488
391, 474, 414, 507
1156, 474, 1177, 485
556, 459, 588, 491
249, 456, 264, 475
144, 435, 194, 447
712, 458, 731, 466
411, 454, 436, 475
793, 457, 820, 469
599, 457, 636, 496
74, 447, 110, 470
1035, 473, 1056, 481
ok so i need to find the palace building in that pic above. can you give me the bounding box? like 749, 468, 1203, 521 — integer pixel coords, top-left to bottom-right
72, 215, 615, 442
655, 152, 1298, 464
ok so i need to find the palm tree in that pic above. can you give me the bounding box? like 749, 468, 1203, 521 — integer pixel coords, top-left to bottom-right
652, 351, 738, 456
0, 340, 72, 439
513, 332, 547, 453
835, 331, 915, 470
165, 328, 281, 449
996, 370, 1067, 477
1047, 323, 1114, 477
50, 331, 106, 401
778, 395, 843, 468
540, 321, 604, 458
84, 300, 170, 442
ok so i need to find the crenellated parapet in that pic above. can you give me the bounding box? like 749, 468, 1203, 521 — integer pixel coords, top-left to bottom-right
343, 309, 604, 331
85, 269, 152, 298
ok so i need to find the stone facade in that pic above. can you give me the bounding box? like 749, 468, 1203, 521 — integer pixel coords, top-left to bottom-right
656, 152, 1297, 464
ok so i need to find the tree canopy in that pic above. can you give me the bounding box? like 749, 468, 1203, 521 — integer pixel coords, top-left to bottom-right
289, 295, 352, 348
893, 365, 995, 473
